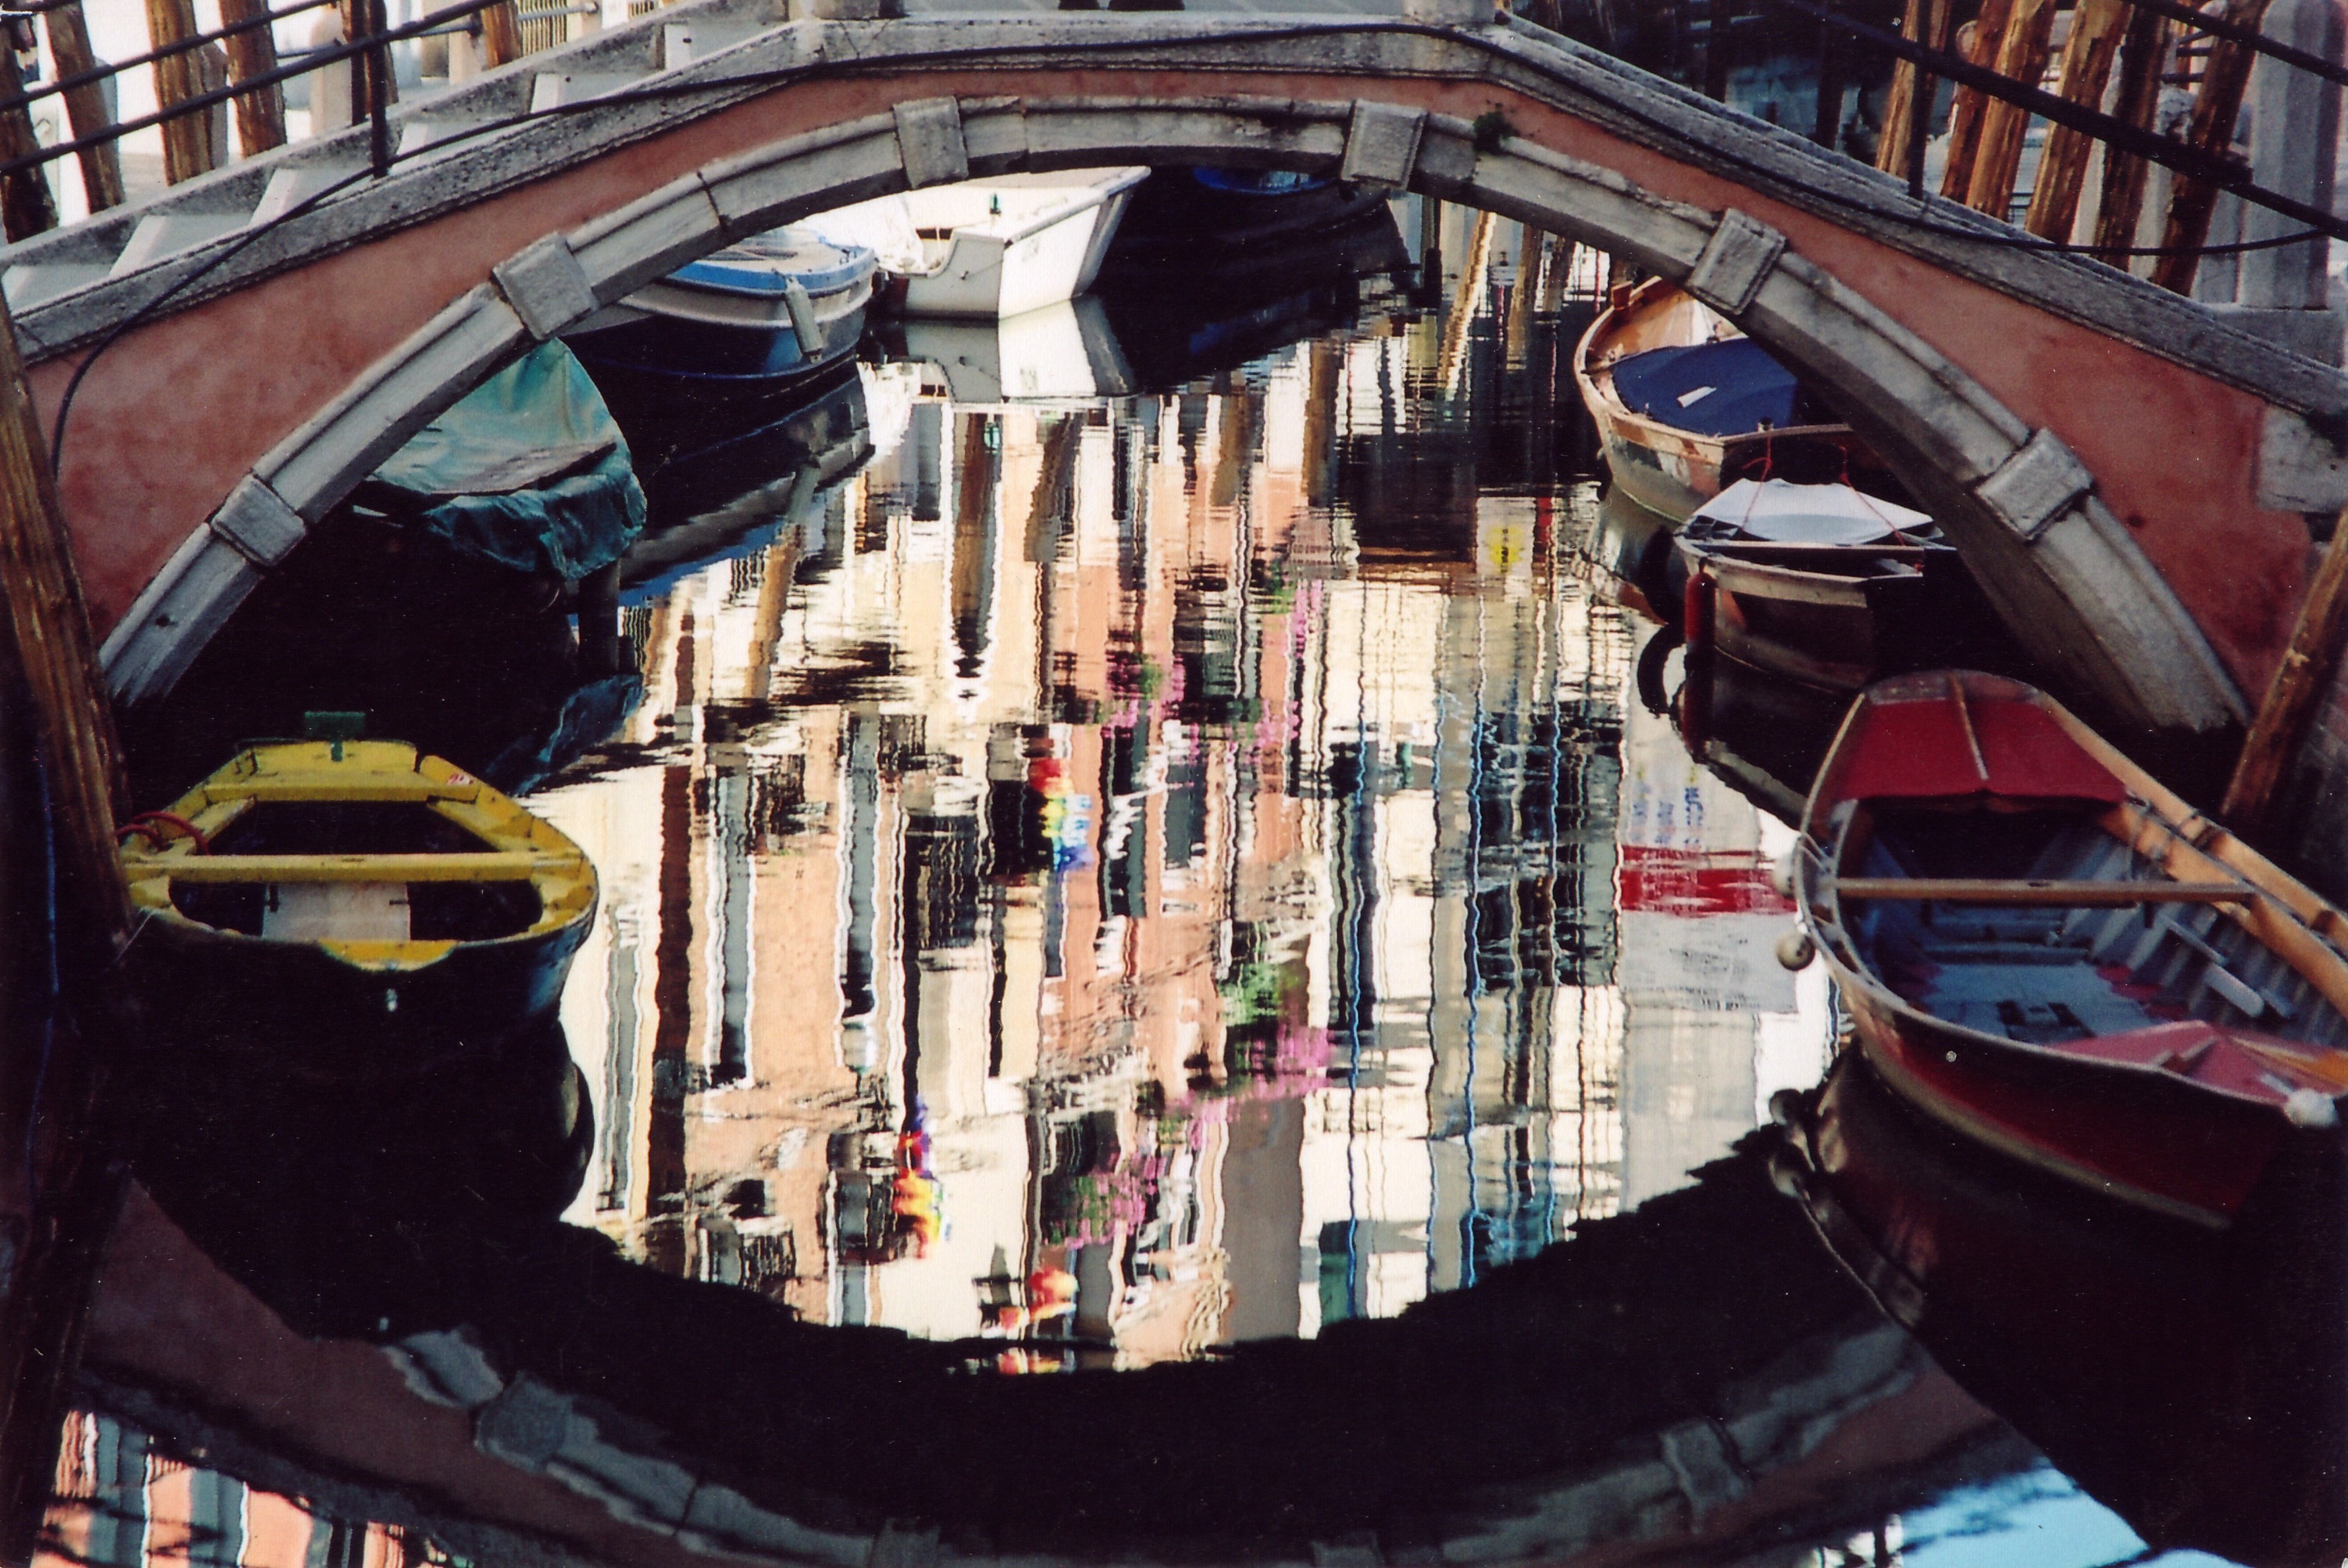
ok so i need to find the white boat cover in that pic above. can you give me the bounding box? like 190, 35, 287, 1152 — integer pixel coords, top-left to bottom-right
1689, 478, 1933, 545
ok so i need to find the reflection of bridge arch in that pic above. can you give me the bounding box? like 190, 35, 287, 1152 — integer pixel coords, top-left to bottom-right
89, 1138, 2024, 1568
13, 9, 2336, 732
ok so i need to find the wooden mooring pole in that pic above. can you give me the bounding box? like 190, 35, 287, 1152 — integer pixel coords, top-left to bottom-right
39, 5, 123, 216
0, 280, 134, 1562
217, 0, 288, 158
2221, 508, 2348, 837
2151, 0, 2277, 291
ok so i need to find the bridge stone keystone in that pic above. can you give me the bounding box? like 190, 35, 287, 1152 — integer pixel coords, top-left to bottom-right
208, 475, 307, 568
1974, 430, 2094, 542
1340, 104, 1426, 190
493, 235, 601, 341
894, 100, 970, 190
1684, 210, 1785, 317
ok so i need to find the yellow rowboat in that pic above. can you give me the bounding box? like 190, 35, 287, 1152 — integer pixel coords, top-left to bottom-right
117, 740, 595, 1074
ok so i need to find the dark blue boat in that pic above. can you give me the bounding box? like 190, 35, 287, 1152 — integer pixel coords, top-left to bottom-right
1109, 167, 1390, 256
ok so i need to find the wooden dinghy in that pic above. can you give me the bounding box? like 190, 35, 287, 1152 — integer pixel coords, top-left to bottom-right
1573, 277, 1878, 523
1677, 479, 2005, 692
1793, 670, 2348, 1229
118, 736, 596, 1074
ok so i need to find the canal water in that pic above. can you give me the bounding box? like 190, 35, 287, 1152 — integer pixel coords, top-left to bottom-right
46, 202, 2276, 1567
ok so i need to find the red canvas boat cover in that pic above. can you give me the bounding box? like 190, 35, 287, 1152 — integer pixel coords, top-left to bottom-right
1832, 684, 2125, 806
2056, 1019, 2348, 1103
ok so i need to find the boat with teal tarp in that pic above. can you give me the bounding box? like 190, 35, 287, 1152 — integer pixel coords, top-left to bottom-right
352, 339, 647, 585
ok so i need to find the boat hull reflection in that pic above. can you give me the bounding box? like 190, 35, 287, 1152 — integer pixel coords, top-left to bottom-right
1776, 1051, 2348, 1565
113, 1018, 593, 1339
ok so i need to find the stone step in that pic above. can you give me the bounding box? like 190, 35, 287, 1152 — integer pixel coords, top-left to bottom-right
529, 71, 652, 112
397, 116, 509, 158
662, 20, 769, 66
250, 160, 372, 226
109, 212, 254, 279
2, 262, 110, 311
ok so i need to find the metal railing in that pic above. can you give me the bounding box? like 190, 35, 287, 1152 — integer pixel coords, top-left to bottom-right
0, 0, 608, 241
1681, 0, 2348, 290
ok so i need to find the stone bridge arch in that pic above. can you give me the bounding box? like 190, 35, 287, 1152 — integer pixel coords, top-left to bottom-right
9, 7, 2339, 741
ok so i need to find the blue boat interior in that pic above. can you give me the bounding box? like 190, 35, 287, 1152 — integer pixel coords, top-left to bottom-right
1840, 807, 2348, 1049
1189, 167, 1331, 196
1610, 336, 1837, 438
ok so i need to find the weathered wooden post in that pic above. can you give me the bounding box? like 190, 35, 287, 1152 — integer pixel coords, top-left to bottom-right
0, 34, 57, 242
0, 279, 133, 1563
1812, 11, 1846, 148
2089, 6, 2173, 262
1703, 0, 1733, 102
218, 0, 288, 158
1964, 0, 2062, 215
481, 2, 527, 67
1874, 0, 1952, 185
146, 0, 224, 184
39, 4, 123, 214
2022, 0, 2130, 239
1939, 0, 2017, 200
2150, 0, 2277, 292
2223, 504, 2348, 834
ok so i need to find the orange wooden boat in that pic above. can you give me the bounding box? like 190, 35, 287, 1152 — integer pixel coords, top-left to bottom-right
1573, 277, 1879, 522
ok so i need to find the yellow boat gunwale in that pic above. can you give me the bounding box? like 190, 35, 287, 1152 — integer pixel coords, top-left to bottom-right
118, 740, 595, 973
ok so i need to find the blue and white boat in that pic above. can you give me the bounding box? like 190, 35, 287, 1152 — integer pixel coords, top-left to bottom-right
567, 228, 879, 388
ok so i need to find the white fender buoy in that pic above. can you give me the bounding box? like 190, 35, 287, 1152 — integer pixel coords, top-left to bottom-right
1775, 926, 1817, 972
2285, 1088, 2339, 1130
1768, 850, 1799, 901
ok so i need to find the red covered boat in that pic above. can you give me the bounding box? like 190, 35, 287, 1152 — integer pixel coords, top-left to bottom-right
1794, 670, 2348, 1229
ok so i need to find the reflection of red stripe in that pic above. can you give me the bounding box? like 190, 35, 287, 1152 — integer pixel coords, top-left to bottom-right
1615, 844, 1791, 915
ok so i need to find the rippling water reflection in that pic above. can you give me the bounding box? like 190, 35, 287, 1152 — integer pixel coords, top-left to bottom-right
531, 294, 1832, 1363
36, 212, 2286, 1568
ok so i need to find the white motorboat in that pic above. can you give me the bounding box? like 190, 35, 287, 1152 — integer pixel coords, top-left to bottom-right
813, 168, 1151, 320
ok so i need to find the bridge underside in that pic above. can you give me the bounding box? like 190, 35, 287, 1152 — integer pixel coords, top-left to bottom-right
8, 6, 2345, 751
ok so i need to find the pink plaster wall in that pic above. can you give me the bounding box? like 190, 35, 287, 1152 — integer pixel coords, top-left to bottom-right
37, 66, 2306, 694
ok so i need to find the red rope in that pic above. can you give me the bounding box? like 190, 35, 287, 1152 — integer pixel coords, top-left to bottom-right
115, 811, 211, 855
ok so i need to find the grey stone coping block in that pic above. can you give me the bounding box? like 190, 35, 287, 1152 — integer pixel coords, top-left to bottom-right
208, 474, 308, 567
1976, 429, 2096, 543
1339, 101, 1424, 188
1684, 208, 1786, 316
894, 98, 972, 187
494, 233, 602, 340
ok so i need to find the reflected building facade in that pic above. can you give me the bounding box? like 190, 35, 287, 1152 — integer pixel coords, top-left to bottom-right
40, 1411, 425, 1568
537, 262, 1827, 1364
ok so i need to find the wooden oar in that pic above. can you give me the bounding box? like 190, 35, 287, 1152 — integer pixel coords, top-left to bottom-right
1833, 878, 2255, 906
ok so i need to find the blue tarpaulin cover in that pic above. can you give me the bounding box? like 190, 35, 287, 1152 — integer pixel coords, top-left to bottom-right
1608, 336, 1817, 438
368, 341, 647, 581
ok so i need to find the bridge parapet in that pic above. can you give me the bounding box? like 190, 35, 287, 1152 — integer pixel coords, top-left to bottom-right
1, 3, 2339, 761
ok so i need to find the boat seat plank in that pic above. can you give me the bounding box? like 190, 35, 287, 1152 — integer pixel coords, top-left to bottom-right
1837, 879, 2254, 906
125, 852, 554, 884
208, 779, 479, 803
